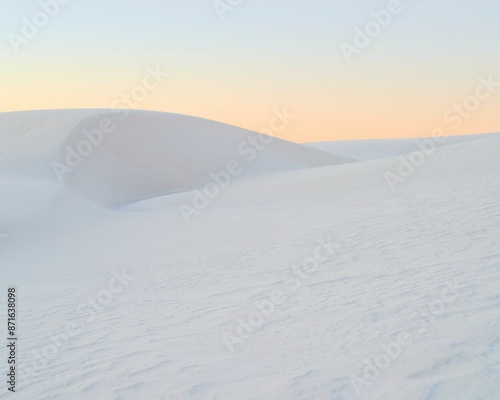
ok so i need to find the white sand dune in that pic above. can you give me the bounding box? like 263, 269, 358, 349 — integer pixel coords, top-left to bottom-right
0, 110, 499, 400
306, 133, 500, 161
1, 109, 353, 207
61, 111, 354, 206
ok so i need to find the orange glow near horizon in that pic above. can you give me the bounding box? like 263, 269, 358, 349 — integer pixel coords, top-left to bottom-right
2, 82, 499, 143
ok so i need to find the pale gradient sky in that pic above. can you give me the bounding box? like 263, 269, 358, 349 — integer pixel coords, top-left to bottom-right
1, 0, 499, 142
